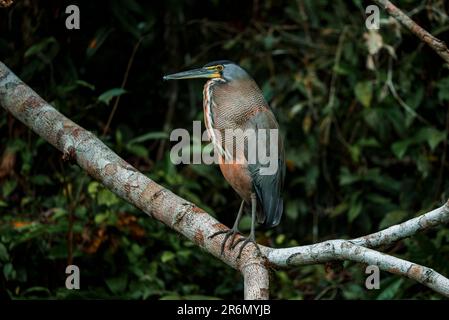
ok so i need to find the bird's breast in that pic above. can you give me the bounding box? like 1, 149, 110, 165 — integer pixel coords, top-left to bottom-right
203, 78, 276, 164
218, 160, 252, 202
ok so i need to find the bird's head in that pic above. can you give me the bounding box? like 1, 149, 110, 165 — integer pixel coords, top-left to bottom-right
163, 60, 249, 82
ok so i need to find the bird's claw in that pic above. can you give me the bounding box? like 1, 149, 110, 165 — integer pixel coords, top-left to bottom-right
209, 228, 241, 255
232, 235, 262, 259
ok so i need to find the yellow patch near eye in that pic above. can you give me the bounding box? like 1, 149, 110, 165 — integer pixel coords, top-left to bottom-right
207, 73, 221, 78
205, 65, 224, 72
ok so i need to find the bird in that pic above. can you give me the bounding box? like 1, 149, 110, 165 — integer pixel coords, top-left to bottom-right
163, 60, 285, 257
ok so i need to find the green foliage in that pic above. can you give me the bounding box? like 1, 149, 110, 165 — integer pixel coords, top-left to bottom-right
1, 0, 449, 300
354, 81, 373, 108
98, 88, 128, 105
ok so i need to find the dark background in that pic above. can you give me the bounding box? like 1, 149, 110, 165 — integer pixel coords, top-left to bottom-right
0, 0, 449, 299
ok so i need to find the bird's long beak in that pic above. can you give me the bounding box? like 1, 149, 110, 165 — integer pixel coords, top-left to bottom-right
163, 67, 220, 80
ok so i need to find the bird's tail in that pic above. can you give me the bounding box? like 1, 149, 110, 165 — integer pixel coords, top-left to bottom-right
257, 197, 283, 229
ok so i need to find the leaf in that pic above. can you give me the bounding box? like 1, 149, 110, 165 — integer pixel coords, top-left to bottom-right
75, 206, 87, 218
0, 243, 9, 261
105, 275, 128, 294
75, 80, 95, 91
366, 194, 392, 205
110, 0, 146, 39
391, 140, 411, 159
115, 129, 123, 146
2, 180, 17, 198
363, 108, 381, 130
425, 129, 446, 151
377, 278, 404, 300
97, 189, 119, 206
437, 77, 449, 102
20, 197, 32, 207
342, 283, 366, 300
30, 174, 52, 186
183, 295, 221, 300
3, 263, 15, 280
379, 210, 408, 229
223, 38, 238, 50
98, 88, 127, 105
405, 86, 424, 110
263, 34, 277, 50
125, 144, 149, 158
21, 287, 52, 297
160, 294, 181, 300
87, 182, 100, 197
52, 208, 67, 220
348, 201, 362, 223
356, 138, 380, 148
239, 215, 252, 231
275, 234, 286, 245
128, 132, 169, 145
417, 154, 431, 178
86, 27, 113, 58
354, 81, 373, 108
286, 200, 299, 220
94, 212, 109, 224
24, 37, 57, 58
339, 167, 359, 186
131, 243, 144, 256
161, 251, 175, 263
348, 145, 360, 163
330, 202, 349, 218
392, 128, 446, 159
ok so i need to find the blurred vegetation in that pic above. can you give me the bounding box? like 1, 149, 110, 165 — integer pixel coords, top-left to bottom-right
1, 0, 449, 299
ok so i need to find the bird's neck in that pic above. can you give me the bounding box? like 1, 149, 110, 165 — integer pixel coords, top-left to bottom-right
203, 78, 226, 156
203, 78, 225, 131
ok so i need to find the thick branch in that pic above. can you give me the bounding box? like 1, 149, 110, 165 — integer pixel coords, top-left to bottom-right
242, 259, 270, 300
0, 61, 268, 299
373, 0, 449, 65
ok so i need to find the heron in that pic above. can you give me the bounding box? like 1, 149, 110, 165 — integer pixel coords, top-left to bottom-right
163, 60, 285, 257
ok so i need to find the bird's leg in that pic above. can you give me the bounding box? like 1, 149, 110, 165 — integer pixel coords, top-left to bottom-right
232, 193, 262, 258
208, 200, 245, 255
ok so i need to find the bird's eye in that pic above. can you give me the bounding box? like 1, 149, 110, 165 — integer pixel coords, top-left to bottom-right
216, 65, 224, 72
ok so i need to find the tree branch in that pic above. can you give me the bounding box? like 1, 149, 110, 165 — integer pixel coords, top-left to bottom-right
0, 61, 267, 299
1, 60, 449, 298
264, 240, 449, 297
242, 259, 270, 300
261, 202, 449, 296
373, 0, 449, 65
351, 201, 449, 248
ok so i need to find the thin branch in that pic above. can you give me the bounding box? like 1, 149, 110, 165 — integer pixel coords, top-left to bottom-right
264, 240, 449, 297
261, 200, 449, 296
373, 0, 449, 65
325, 26, 348, 112
261, 200, 449, 260
385, 56, 430, 125
103, 37, 144, 136
351, 200, 449, 248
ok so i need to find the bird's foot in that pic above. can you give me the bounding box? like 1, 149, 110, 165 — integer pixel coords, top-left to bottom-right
208, 228, 241, 256
231, 233, 262, 259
